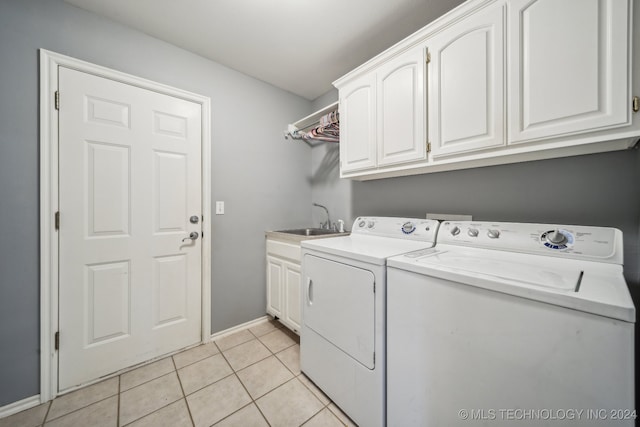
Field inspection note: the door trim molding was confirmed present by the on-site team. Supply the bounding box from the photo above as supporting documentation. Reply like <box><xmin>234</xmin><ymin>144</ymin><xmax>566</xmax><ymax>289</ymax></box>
<box><xmin>39</xmin><ymin>49</ymin><xmax>212</xmax><ymax>402</ymax></box>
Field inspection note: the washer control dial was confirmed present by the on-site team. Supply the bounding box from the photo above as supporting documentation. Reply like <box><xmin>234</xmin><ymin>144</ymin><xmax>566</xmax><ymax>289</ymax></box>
<box><xmin>487</xmin><ymin>229</ymin><xmax>500</xmax><ymax>239</ymax></box>
<box><xmin>450</xmin><ymin>226</ymin><xmax>461</xmax><ymax>236</ymax></box>
<box><xmin>367</xmin><ymin>221</ymin><xmax>375</xmax><ymax>229</ymax></box>
<box><xmin>358</xmin><ymin>220</ymin><xmax>366</xmax><ymax>228</ymax></box>
<box><xmin>402</xmin><ymin>222</ymin><xmax>416</xmax><ymax>234</ymax></box>
<box><xmin>546</xmin><ymin>230</ymin><xmax>567</xmax><ymax>245</ymax></box>
<box><xmin>541</xmin><ymin>229</ymin><xmax>573</xmax><ymax>250</ymax></box>
<box><xmin>467</xmin><ymin>228</ymin><xmax>479</xmax><ymax>237</ymax></box>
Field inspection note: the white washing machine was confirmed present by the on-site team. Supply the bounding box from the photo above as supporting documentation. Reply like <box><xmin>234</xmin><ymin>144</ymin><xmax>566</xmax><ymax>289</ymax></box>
<box><xmin>386</xmin><ymin>221</ymin><xmax>635</xmax><ymax>427</ymax></box>
<box><xmin>301</xmin><ymin>216</ymin><xmax>440</xmax><ymax>427</ymax></box>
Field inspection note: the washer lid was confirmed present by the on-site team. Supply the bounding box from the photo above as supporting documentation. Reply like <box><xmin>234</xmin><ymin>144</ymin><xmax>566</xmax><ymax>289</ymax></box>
<box><xmin>388</xmin><ymin>246</ymin><xmax>635</xmax><ymax>323</ymax></box>
<box><xmin>417</xmin><ymin>250</ymin><xmax>580</xmax><ymax>291</ymax></box>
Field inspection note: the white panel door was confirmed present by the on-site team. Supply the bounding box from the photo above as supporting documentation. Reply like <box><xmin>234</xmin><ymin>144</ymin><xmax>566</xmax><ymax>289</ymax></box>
<box><xmin>339</xmin><ymin>75</ymin><xmax>377</xmax><ymax>173</ymax></box>
<box><xmin>508</xmin><ymin>0</ymin><xmax>630</xmax><ymax>144</ymax></box>
<box><xmin>303</xmin><ymin>255</ymin><xmax>375</xmax><ymax>369</ymax></box>
<box><xmin>58</xmin><ymin>66</ymin><xmax>202</xmax><ymax>390</ymax></box>
<box><xmin>377</xmin><ymin>47</ymin><xmax>426</xmax><ymax>166</ymax></box>
<box><xmin>428</xmin><ymin>3</ymin><xmax>505</xmax><ymax>157</ymax></box>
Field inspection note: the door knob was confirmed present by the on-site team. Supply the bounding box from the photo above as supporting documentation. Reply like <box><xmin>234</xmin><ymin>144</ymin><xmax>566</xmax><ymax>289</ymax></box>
<box><xmin>190</xmin><ymin>215</ymin><xmax>200</xmax><ymax>224</ymax></box>
<box><xmin>182</xmin><ymin>231</ymin><xmax>199</xmax><ymax>242</ymax></box>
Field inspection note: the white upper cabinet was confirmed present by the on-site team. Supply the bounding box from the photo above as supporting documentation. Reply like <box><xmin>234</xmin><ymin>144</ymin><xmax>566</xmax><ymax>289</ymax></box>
<box><xmin>339</xmin><ymin>75</ymin><xmax>377</xmax><ymax>173</ymax></box>
<box><xmin>333</xmin><ymin>0</ymin><xmax>637</xmax><ymax>180</ymax></box>
<box><xmin>376</xmin><ymin>47</ymin><xmax>426</xmax><ymax>166</ymax></box>
<box><xmin>508</xmin><ymin>0</ymin><xmax>630</xmax><ymax>144</ymax></box>
<box><xmin>428</xmin><ymin>3</ymin><xmax>505</xmax><ymax>157</ymax></box>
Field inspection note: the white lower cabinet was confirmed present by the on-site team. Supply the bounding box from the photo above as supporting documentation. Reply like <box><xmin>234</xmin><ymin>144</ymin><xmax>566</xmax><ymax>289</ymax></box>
<box><xmin>266</xmin><ymin>238</ymin><xmax>302</xmax><ymax>334</ymax></box>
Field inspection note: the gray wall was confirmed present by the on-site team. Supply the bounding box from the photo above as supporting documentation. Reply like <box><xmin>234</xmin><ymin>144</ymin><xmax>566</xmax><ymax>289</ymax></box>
<box><xmin>0</xmin><ymin>0</ymin><xmax>312</xmax><ymax>406</ymax></box>
<box><xmin>1</xmin><ymin>0</ymin><xmax>638</xmax><ymax>410</ymax></box>
<box><xmin>310</xmin><ymin>90</ymin><xmax>640</xmax><ymax>286</ymax></box>
<box><xmin>351</xmin><ymin>149</ymin><xmax>640</xmax><ymax>286</ymax></box>
<box><xmin>310</xmin><ymin>89</ymin><xmax>353</xmax><ymax>229</ymax></box>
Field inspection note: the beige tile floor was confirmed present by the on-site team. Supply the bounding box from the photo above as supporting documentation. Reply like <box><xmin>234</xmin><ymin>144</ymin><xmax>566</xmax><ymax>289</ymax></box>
<box><xmin>0</xmin><ymin>320</ymin><xmax>357</xmax><ymax>427</ymax></box>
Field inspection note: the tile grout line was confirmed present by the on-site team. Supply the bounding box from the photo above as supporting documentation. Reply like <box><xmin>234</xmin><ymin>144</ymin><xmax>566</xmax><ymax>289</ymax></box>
<box><xmin>119</xmin><ymin>372</ymin><xmax>184</xmax><ymax>427</ymax></box>
<box><xmin>291</xmin><ymin>376</ymin><xmax>326</xmax><ymax>426</ymax></box>
<box><xmin>213</xmin><ymin>329</ymin><xmax>257</xmax><ymax>353</ymax></box>
<box><xmin>247</xmin><ymin>322</ymin><xmax>299</xmax><ymax>426</ymax></box>
<box><xmin>296</xmin><ymin>374</ymin><xmax>332</xmax><ymax>410</ymax></box>
<box><xmin>43</xmin><ymin>389</ymin><xmax>119</xmax><ymax>424</ymax></box>
<box><xmin>173</xmin><ymin>342</ymin><xmax>222</xmax><ymax>371</ymax></box>
<box><xmin>258</xmin><ymin>376</ymin><xmax>324</xmax><ymax>427</ymax></box>
<box><xmin>327</xmin><ymin>404</ymin><xmax>351</xmax><ymax>427</ymax></box>
<box><xmin>251</xmin><ymin>326</ymin><xmax>316</xmax><ymax>423</ymax></box>
<box><xmin>173</xmin><ymin>341</ymin><xmax>240</xmax><ymax>398</ymax></box>
<box><xmin>40</xmin><ymin>400</ymin><xmax>53</xmax><ymax>427</ymax></box>
<box><xmin>216</xmin><ymin>343</ymin><xmax>272</xmax><ymax>426</ymax></box>
<box><xmin>171</xmin><ymin>354</ymin><xmax>196</xmax><ymax>427</ymax></box>
<box><xmin>119</xmin><ymin>358</ymin><xmax>175</xmax><ymax>393</ymax></box>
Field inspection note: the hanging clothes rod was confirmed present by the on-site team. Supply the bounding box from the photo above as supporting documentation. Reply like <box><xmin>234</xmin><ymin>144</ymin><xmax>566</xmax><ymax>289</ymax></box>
<box><xmin>292</xmin><ymin>101</ymin><xmax>338</xmax><ymax>131</ymax></box>
<box><xmin>283</xmin><ymin>101</ymin><xmax>339</xmax><ymax>146</ymax></box>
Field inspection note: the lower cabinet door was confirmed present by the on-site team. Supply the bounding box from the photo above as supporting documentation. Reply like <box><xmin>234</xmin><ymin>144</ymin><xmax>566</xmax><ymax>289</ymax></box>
<box><xmin>283</xmin><ymin>262</ymin><xmax>302</xmax><ymax>333</ymax></box>
<box><xmin>266</xmin><ymin>255</ymin><xmax>283</xmax><ymax>318</ymax></box>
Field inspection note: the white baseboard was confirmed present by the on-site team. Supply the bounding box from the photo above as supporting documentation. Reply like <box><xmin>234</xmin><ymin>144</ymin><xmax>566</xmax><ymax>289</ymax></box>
<box><xmin>0</xmin><ymin>394</ymin><xmax>41</xmax><ymax>419</ymax></box>
<box><xmin>0</xmin><ymin>316</ymin><xmax>272</xmax><ymax>420</ymax></box>
<box><xmin>210</xmin><ymin>315</ymin><xmax>271</xmax><ymax>341</ymax></box>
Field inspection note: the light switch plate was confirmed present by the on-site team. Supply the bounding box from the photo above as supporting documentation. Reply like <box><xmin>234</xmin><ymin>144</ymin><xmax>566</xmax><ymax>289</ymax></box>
<box><xmin>216</xmin><ymin>201</ymin><xmax>225</xmax><ymax>215</ymax></box>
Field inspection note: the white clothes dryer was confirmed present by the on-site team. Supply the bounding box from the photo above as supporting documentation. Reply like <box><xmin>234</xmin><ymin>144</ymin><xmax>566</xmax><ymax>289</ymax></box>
<box><xmin>386</xmin><ymin>221</ymin><xmax>635</xmax><ymax>427</ymax></box>
<box><xmin>301</xmin><ymin>217</ymin><xmax>439</xmax><ymax>427</ymax></box>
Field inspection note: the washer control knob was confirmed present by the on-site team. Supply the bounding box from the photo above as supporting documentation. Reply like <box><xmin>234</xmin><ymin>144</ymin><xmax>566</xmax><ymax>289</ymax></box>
<box><xmin>468</xmin><ymin>228</ymin><xmax>479</xmax><ymax>237</ymax></box>
<box><xmin>402</xmin><ymin>222</ymin><xmax>416</xmax><ymax>234</ymax></box>
<box><xmin>367</xmin><ymin>221</ymin><xmax>375</xmax><ymax>229</ymax></box>
<box><xmin>450</xmin><ymin>226</ymin><xmax>460</xmax><ymax>236</ymax></box>
<box><xmin>487</xmin><ymin>229</ymin><xmax>500</xmax><ymax>239</ymax></box>
<box><xmin>546</xmin><ymin>229</ymin><xmax>567</xmax><ymax>245</ymax></box>
<box><xmin>358</xmin><ymin>220</ymin><xmax>366</xmax><ymax>228</ymax></box>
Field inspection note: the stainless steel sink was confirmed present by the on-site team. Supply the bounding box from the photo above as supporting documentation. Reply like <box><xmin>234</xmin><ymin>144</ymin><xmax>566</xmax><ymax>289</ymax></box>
<box><xmin>276</xmin><ymin>228</ymin><xmax>338</xmax><ymax>236</ymax></box>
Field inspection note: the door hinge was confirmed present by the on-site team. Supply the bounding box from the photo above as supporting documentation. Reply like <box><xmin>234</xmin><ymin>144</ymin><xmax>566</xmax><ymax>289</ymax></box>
<box><xmin>427</xmin><ymin>141</ymin><xmax>432</xmax><ymax>153</ymax></box>
<box><xmin>633</xmin><ymin>96</ymin><xmax>639</xmax><ymax>113</ymax></box>
<box><xmin>54</xmin><ymin>332</ymin><xmax>60</xmax><ymax>351</ymax></box>
<box><xmin>55</xmin><ymin>91</ymin><xmax>60</xmax><ymax>110</ymax></box>
<box><xmin>426</xmin><ymin>49</ymin><xmax>431</xmax><ymax>64</ymax></box>
<box><xmin>373</xmin><ymin>352</ymin><xmax>376</xmax><ymax>364</ymax></box>
<box><xmin>55</xmin><ymin>211</ymin><xmax>60</xmax><ymax>231</ymax></box>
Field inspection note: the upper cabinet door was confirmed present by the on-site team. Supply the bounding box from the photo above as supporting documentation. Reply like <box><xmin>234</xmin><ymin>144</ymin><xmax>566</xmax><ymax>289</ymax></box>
<box><xmin>508</xmin><ymin>0</ymin><xmax>630</xmax><ymax>144</ymax></box>
<box><xmin>376</xmin><ymin>47</ymin><xmax>426</xmax><ymax>166</ymax></box>
<box><xmin>339</xmin><ymin>75</ymin><xmax>377</xmax><ymax>173</ymax></box>
<box><xmin>428</xmin><ymin>3</ymin><xmax>506</xmax><ymax>158</ymax></box>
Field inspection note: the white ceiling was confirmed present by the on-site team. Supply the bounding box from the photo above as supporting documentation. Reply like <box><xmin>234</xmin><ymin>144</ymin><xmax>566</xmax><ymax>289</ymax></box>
<box><xmin>64</xmin><ymin>0</ymin><xmax>465</xmax><ymax>100</ymax></box>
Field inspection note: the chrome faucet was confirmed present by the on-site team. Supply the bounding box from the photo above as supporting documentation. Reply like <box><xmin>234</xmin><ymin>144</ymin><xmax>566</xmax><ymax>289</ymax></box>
<box><xmin>312</xmin><ymin>203</ymin><xmax>331</xmax><ymax>230</ymax></box>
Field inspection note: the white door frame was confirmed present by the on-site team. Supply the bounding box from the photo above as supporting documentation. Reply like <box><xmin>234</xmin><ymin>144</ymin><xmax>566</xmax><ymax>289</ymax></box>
<box><xmin>39</xmin><ymin>49</ymin><xmax>212</xmax><ymax>402</ymax></box>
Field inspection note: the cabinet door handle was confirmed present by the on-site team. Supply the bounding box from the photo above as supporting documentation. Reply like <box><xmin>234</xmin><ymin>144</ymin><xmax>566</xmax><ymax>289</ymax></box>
<box><xmin>306</xmin><ymin>277</ymin><xmax>313</xmax><ymax>306</ymax></box>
